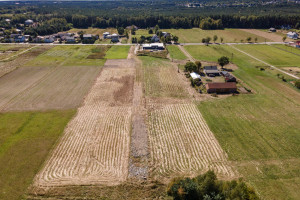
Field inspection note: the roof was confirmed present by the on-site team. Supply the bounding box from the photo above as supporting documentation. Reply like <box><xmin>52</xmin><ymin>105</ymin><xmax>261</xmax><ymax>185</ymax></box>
<box><xmin>142</xmin><ymin>43</ymin><xmax>165</xmax><ymax>48</ymax></box>
<box><xmin>287</xmin><ymin>32</ymin><xmax>298</xmax><ymax>35</ymax></box>
<box><xmin>206</xmin><ymin>82</ymin><xmax>237</xmax><ymax>89</ymax></box>
<box><xmin>66</xmin><ymin>36</ymin><xmax>75</xmax><ymax>40</ymax></box>
<box><xmin>103</xmin><ymin>32</ymin><xmax>110</xmax><ymax>35</ymax></box>
<box><xmin>204</xmin><ymin>66</ymin><xmax>218</xmax><ymax>70</ymax></box>
<box><xmin>111</xmin><ymin>33</ymin><xmax>119</xmax><ymax>36</ymax></box>
<box><xmin>190</xmin><ymin>72</ymin><xmax>201</xmax><ymax>80</ymax></box>
<box><xmin>25</xmin><ymin>19</ymin><xmax>33</xmax><ymax>23</ymax></box>
<box><xmin>83</xmin><ymin>34</ymin><xmax>92</xmax><ymax>37</ymax></box>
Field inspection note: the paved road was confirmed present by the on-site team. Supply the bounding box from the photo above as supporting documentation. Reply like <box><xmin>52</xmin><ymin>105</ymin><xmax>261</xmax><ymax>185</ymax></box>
<box><xmin>228</xmin><ymin>44</ymin><xmax>299</xmax><ymax>80</ymax></box>
<box><xmin>176</xmin><ymin>42</ymin><xmax>287</xmax><ymax>46</ymax></box>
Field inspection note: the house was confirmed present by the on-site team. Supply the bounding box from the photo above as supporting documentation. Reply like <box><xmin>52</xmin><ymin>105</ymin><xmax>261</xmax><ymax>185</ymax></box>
<box><xmin>66</xmin><ymin>36</ymin><xmax>75</xmax><ymax>43</ymax></box>
<box><xmin>206</xmin><ymin>82</ymin><xmax>237</xmax><ymax>94</ymax></box>
<box><xmin>33</xmin><ymin>36</ymin><xmax>44</xmax><ymax>43</ymax></box>
<box><xmin>142</xmin><ymin>43</ymin><xmax>165</xmax><ymax>50</ymax></box>
<box><xmin>9</xmin><ymin>34</ymin><xmax>25</xmax><ymax>43</ymax></box>
<box><xmin>44</xmin><ymin>36</ymin><xmax>55</xmax><ymax>43</ymax></box>
<box><xmin>83</xmin><ymin>34</ymin><xmax>98</xmax><ymax>40</ymax></box>
<box><xmin>15</xmin><ymin>29</ymin><xmax>22</xmax><ymax>34</ymax></box>
<box><xmin>190</xmin><ymin>72</ymin><xmax>201</xmax><ymax>80</ymax></box>
<box><xmin>5</xmin><ymin>19</ymin><xmax>11</xmax><ymax>23</ymax></box>
<box><xmin>269</xmin><ymin>28</ymin><xmax>276</xmax><ymax>32</ymax></box>
<box><xmin>111</xmin><ymin>33</ymin><xmax>119</xmax><ymax>42</ymax></box>
<box><xmin>162</xmin><ymin>32</ymin><xmax>171</xmax><ymax>38</ymax></box>
<box><xmin>151</xmin><ymin>35</ymin><xmax>160</xmax><ymax>43</ymax></box>
<box><xmin>204</xmin><ymin>66</ymin><xmax>220</xmax><ymax>76</ymax></box>
<box><xmin>289</xmin><ymin>41</ymin><xmax>300</xmax><ymax>48</ymax></box>
<box><xmin>221</xmin><ymin>71</ymin><xmax>236</xmax><ymax>82</ymax></box>
<box><xmin>287</xmin><ymin>32</ymin><xmax>299</xmax><ymax>39</ymax></box>
<box><xmin>25</xmin><ymin>19</ymin><xmax>34</xmax><ymax>26</ymax></box>
<box><xmin>126</xmin><ymin>25</ymin><xmax>138</xmax><ymax>30</ymax></box>
<box><xmin>103</xmin><ymin>32</ymin><xmax>110</xmax><ymax>39</ymax></box>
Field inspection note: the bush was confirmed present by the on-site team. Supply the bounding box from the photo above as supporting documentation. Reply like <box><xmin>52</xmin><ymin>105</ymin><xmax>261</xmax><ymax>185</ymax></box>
<box><xmin>167</xmin><ymin>171</ymin><xmax>259</xmax><ymax>200</ymax></box>
<box><xmin>295</xmin><ymin>80</ymin><xmax>300</xmax><ymax>89</ymax></box>
<box><xmin>185</xmin><ymin>62</ymin><xmax>197</xmax><ymax>72</ymax></box>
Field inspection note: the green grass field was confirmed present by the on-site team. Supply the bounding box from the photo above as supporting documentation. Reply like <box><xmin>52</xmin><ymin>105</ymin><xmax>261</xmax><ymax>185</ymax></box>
<box><xmin>0</xmin><ymin>110</ymin><xmax>75</xmax><ymax>200</ymax></box>
<box><xmin>26</xmin><ymin>45</ymin><xmax>108</xmax><ymax>67</ymax></box>
<box><xmin>134</xmin><ymin>29</ymin><xmax>153</xmax><ymax>38</ymax></box>
<box><xmin>167</xmin><ymin>45</ymin><xmax>187</xmax><ymax>60</ymax></box>
<box><xmin>68</xmin><ymin>28</ymin><xmax>117</xmax><ymax>36</ymax></box>
<box><xmin>189</xmin><ymin>45</ymin><xmax>300</xmax><ymax>199</ymax></box>
<box><xmin>235</xmin><ymin>44</ymin><xmax>300</xmax><ymax>67</ymax></box>
<box><xmin>162</xmin><ymin>28</ymin><xmax>272</xmax><ymax>43</ymax></box>
<box><xmin>105</xmin><ymin>45</ymin><xmax>131</xmax><ymax>59</ymax></box>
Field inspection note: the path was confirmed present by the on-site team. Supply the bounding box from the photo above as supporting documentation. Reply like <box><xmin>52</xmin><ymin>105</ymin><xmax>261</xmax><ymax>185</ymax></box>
<box><xmin>0</xmin><ymin>45</ymin><xmax>37</xmax><ymax>62</ymax></box>
<box><xmin>228</xmin><ymin>44</ymin><xmax>299</xmax><ymax>79</ymax></box>
<box><xmin>178</xmin><ymin>45</ymin><xmax>195</xmax><ymax>61</ymax></box>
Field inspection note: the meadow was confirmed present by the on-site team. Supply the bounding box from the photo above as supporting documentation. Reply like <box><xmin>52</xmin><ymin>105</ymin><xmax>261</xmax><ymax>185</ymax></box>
<box><xmin>105</xmin><ymin>45</ymin><xmax>131</xmax><ymax>59</ymax></box>
<box><xmin>166</xmin><ymin>45</ymin><xmax>187</xmax><ymax>60</ymax></box>
<box><xmin>184</xmin><ymin>44</ymin><xmax>300</xmax><ymax>199</ymax></box>
<box><xmin>235</xmin><ymin>44</ymin><xmax>300</xmax><ymax>67</ymax></box>
<box><xmin>162</xmin><ymin>28</ymin><xmax>272</xmax><ymax>43</ymax></box>
<box><xmin>67</xmin><ymin>28</ymin><xmax>117</xmax><ymax>36</ymax></box>
<box><xmin>0</xmin><ymin>110</ymin><xmax>75</xmax><ymax>200</ymax></box>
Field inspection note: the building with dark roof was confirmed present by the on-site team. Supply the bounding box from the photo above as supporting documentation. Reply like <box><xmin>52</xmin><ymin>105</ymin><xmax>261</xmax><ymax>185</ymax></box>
<box><xmin>206</xmin><ymin>82</ymin><xmax>237</xmax><ymax>93</ymax></box>
<box><xmin>204</xmin><ymin>66</ymin><xmax>220</xmax><ymax>76</ymax></box>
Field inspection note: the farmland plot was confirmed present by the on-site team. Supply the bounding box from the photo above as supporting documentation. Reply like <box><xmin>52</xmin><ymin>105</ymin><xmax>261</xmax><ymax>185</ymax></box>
<box><xmin>3</xmin><ymin>66</ymin><xmax>101</xmax><ymax>111</ymax></box>
<box><xmin>148</xmin><ymin>103</ymin><xmax>235</xmax><ymax>180</ymax></box>
<box><xmin>34</xmin><ymin>60</ymin><xmax>135</xmax><ymax>187</ymax></box>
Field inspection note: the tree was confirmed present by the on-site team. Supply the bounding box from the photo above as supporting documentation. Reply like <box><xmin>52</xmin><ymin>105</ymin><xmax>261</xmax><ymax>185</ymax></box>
<box><xmin>282</xmin><ymin>36</ymin><xmax>287</xmax><ymax>42</ymax></box>
<box><xmin>202</xmin><ymin>38</ymin><xmax>206</xmax><ymax>43</ymax></box>
<box><xmin>213</xmin><ymin>35</ymin><xmax>218</xmax><ymax>43</ymax></box>
<box><xmin>154</xmin><ymin>24</ymin><xmax>159</xmax><ymax>33</ymax></box>
<box><xmin>173</xmin><ymin>35</ymin><xmax>179</xmax><ymax>43</ymax></box>
<box><xmin>295</xmin><ymin>80</ymin><xmax>300</xmax><ymax>89</ymax></box>
<box><xmin>220</xmin><ymin>37</ymin><xmax>223</xmax><ymax>43</ymax></box>
<box><xmin>218</xmin><ymin>56</ymin><xmax>230</xmax><ymax>69</ymax></box>
<box><xmin>125</xmin><ymin>30</ymin><xmax>129</xmax><ymax>39</ymax></box>
<box><xmin>255</xmin><ymin>37</ymin><xmax>258</xmax><ymax>43</ymax></box>
<box><xmin>206</xmin><ymin>36</ymin><xmax>211</xmax><ymax>44</ymax></box>
<box><xmin>131</xmin><ymin>28</ymin><xmax>136</xmax><ymax>35</ymax></box>
<box><xmin>184</xmin><ymin>62</ymin><xmax>197</xmax><ymax>72</ymax></box>
<box><xmin>117</xmin><ymin>27</ymin><xmax>124</xmax><ymax>35</ymax></box>
<box><xmin>246</xmin><ymin>37</ymin><xmax>252</xmax><ymax>43</ymax></box>
<box><xmin>148</xmin><ymin>29</ymin><xmax>153</xmax><ymax>34</ymax></box>
<box><xmin>195</xmin><ymin>61</ymin><xmax>202</xmax><ymax>73</ymax></box>
<box><xmin>241</xmin><ymin>39</ymin><xmax>244</xmax><ymax>43</ymax></box>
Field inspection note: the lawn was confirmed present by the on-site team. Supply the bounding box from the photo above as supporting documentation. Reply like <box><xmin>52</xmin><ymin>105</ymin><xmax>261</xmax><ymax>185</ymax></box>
<box><xmin>0</xmin><ymin>110</ymin><xmax>75</xmax><ymax>200</ymax></box>
<box><xmin>26</xmin><ymin>45</ymin><xmax>108</xmax><ymax>67</ymax></box>
<box><xmin>134</xmin><ymin>29</ymin><xmax>153</xmax><ymax>38</ymax></box>
<box><xmin>105</xmin><ymin>45</ymin><xmax>131</xmax><ymax>59</ymax></box>
<box><xmin>167</xmin><ymin>45</ymin><xmax>187</xmax><ymax>60</ymax></box>
<box><xmin>67</xmin><ymin>28</ymin><xmax>117</xmax><ymax>37</ymax></box>
<box><xmin>162</xmin><ymin>28</ymin><xmax>271</xmax><ymax>43</ymax></box>
<box><xmin>184</xmin><ymin>45</ymin><xmax>232</xmax><ymax>62</ymax></box>
<box><xmin>236</xmin><ymin>44</ymin><xmax>300</xmax><ymax>67</ymax></box>
<box><xmin>193</xmin><ymin>45</ymin><xmax>300</xmax><ymax>199</ymax></box>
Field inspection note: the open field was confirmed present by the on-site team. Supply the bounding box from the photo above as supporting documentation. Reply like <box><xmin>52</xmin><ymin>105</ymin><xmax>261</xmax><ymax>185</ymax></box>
<box><xmin>163</xmin><ymin>28</ymin><xmax>272</xmax><ymax>43</ymax></box>
<box><xmin>0</xmin><ymin>110</ymin><xmax>75</xmax><ymax>200</ymax></box>
<box><xmin>34</xmin><ymin>59</ymin><xmax>135</xmax><ymax>187</ymax></box>
<box><xmin>148</xmin><ymin>103</ymin><xmax>235</xmax><ymax>180</ymax></box>
<box><xmin>134</xmin><ymin>29</ymin><xmax>153</xmax><ymax>38</ymax></box>
<box><xmin>235</xmin><ymin>44</ymin><xmax>300</xmax><ymax>68</ymax></box>
<box><xmin>105</xmin><ymin>45</ymin><xmax>131</xmax><ymax>59</ymax></box>
<box><xmin>26</xmin><ymin>45</ymin><xmax>108</xmax><ymax>67</ymax></box>
<box><xmin>167</xmin><ymin>45</ymin><xmax>187</xmax><ymax>60</ymax></box>
<box><xmin>67</xmin><ymin>28</ymin><xmax>118</xmax><ymax>37</ymax></box>
<box><xmin>0</xmin><ymin>46</ymin><xmax>52</xmax><ymax>77</ymax></box>
<box><xmin>0</xmin><ymin>45</ymin><xmax>30</xmax><ymax>60</ymax></box>
<box><xmin>140</xmin><ymin>56</ymin><xmax>188</xmax><ymax>98</ymax></box>
<box><xmin>1</xmin><ymin>66</ymin><xmax>101</xmax><ymax>111</ymax></box>
<box><xmin>186</xmin><ymin>44</ymin><xmax>300</xmax><ymax>199</ymax></box>
<box><xmin>239</xmin><ymin>29</ymin><xmax>291</xmax><ymax>42</ymax></box>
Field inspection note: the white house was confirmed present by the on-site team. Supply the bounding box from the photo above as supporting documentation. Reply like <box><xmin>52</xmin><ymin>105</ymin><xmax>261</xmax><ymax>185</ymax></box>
<box><xmin>103</xmin><ymin>32</ymin><xmax>110</xmax><ymax>39</ymax></box>
<box><xmin>25</xmin><ymin>19</ymin><xmax>34</xmax><ymax>26</ymax></box>
<box><xmin>111</xmin><ymin>33</ymin><xmax>119</xmax><ymax>42</ymax></box>
<box><xmin>142</xmin><ymin>43</ymin><xmax>165</xmax><ymax>50</ymax></box>
<box><xmin>287</xmin><ymin>32</ymin><xmax>299</xmax><ymax>39</ymax></box>
<box><xmin>190</xmin><ymin>72</ymin><xmax>201</xmax><ymax>80</ymax></box>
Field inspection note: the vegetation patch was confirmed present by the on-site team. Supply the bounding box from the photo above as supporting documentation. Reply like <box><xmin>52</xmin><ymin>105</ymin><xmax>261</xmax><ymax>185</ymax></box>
<box><xmin>137</xmin><ymin>50</ymin><xmax>168</xmax><ymax>59</ymax></box>
<box><xmin>0</xmin><ymin>110</ymin><xmax>75</xmax><ymax>200</ymax></box>
<box><xmin>167</xmin><ymin>45</ymin><xmax>187</xmax><ymax>60</ymax></box>
<box><xmin>105</xmin><ymin>45</ymin><xmax>131</xmax><ymax>59</ymax></box>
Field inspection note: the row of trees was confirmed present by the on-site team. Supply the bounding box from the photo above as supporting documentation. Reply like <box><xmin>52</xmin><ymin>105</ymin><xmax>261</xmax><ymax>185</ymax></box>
<box><xmin>184</xmin><ymin>57</ymin><xmax>229</xmax><ymax>74</ymax></box>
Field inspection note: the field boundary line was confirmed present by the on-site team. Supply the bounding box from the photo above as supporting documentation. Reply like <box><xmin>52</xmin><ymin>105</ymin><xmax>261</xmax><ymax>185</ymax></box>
<box><xmin>0</xmin><ymin>46</ymin><xmax>37</xmax><ymax>62</ymax></box>
<box><xmin>228</xmin><ymin>44</ymin><xmax>299</xmax><ymax>80</ymax></box>
<box><xmin>269</xmin><ymin>44</ymin><xmax>300</xmax><ymax>57</ymax></box>
<box><xmin>178</xmin><ymin>45</ymin><xmax>195</xmax><ymax>61</ymax></box>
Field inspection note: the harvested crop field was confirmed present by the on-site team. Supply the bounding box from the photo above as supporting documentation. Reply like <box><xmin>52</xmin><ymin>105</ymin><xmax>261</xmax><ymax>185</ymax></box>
<box><xmin>148</xmin><ymin>103</ymin><xmax>235</xmax><ymax>181</ymax></box>
<box><xmin>34</xmin><ymin>59</ymin><xmax>135</xmax><ymax>187</ymax></box>
<box><xmin>239</xmin><ymin>29</ymin><xmax>291</xmax><ymax>42</ymax></box>
<box><xmin>3</xmin><ymin>66</ymin><xmax>101</xmax><ymax>111</ymax></box>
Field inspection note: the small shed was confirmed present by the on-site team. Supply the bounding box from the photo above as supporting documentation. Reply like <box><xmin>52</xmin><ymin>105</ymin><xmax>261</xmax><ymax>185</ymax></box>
<box><xmin>206</xmin><ymin>82</ymin><xmax>237</xmax><ymax>94</ymax></box>
<box><xmin>269</xmin><ymin>28</ymin><xmax>276</xmax><ymax>32</ymax></box>
<box><xmin>190</xmin><ymin>72</ymin><xmax>201</xmax><ymax>80</ymax></box>
<box><xmin>204</xmin><ymin>66</ymin><xmax>220</xmax><ymax>76</ymax></box>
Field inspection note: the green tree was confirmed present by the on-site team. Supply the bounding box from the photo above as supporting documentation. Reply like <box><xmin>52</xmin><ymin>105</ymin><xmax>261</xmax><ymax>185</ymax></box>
<box><xmin>154</xmin><ymin>24</ymin><xmax>159</xmax><ymax>33</ymax></box>
<box><xmin>195</xmin><ymin>61</ymin><xmax>202</xmax><ymax>73</ymax></box>
<box><xmin>184</xmin><ymin>62</ymin><xmax>197</xmax><ymax>72</ymax></box>
<box><xmin>213</xmin><ymin>35</ymin><xmax>218</xmax><ymax>43</ymax></box>
<box><xmin>282</xmin><ymin>36</ymin><xmax>287</xmax><ymax>42</ymax></box>
<box><xmin>220</xmin><ymin>37</ymin><xmax>224</xmax><ymax>43</ymax></box>
<box><xmin>148</xmin><ymin>29</ymin><xmax>153</xmax><ymax>34</ymax></box>
<box><xmin>206</xmin><ymin>36</ymin><xmax>211</xmax><ymax>44</ymax></box>
<box><xmin>202</xmin><ymin>38</ymin><xmax>206</xmax><ymax>43</ymax></box>
<box><xmin>131</xmin><ymin>28</ymin><xmax>136</xmax><ymax>35</ymax></box>
<box><xmin>247</xmin><ymin>37</ymin><xmax>252</xmax><ymax>43</ymax></box>
<box><xmin>218</xmin><ymin>56</ymin><xmax>230</xmax><ymax>69</ymax></box>
<box><xmin>173</xmin><ymin>35</ymin><xmax>179</xmax><ymax>43</ymax></box>
<box><xmin>117</xmin><ymin>27</ymin><xmax>124</xmax><ymax>35</ymax></box>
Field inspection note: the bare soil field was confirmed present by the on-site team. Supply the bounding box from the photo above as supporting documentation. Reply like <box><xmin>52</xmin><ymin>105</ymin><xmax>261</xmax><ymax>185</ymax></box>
<box><xmin>239</xmin><ymin>29</ymin><xmax>291</xmax><ymax>42</ymax></box>
<box><xmin>0</xmin><ymin>46</ymin><xmax>52</xmax><ymax>78</ymax></box>
<box><xmin>0</xmin><ymin>66</ymin><xmax>52</xmax><ymax>110</ymax></box>
<box><xmin>148</xmin><ymin>103</ymin><xmax>236</xmax><ymax>182</ymax></box>
<box><xmin>3</xmin><ymin>66</ymin><xmax>101</xmax><ymax>111</ymax></box>
<box><xmin>33</xmin><ymin>59</ymin><xmax>135</xmax><ymax>187</ymax></box>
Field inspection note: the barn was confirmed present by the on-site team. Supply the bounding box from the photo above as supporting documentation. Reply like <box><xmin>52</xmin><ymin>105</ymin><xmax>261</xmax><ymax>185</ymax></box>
<box><xmin>206</xmin><ymin>82</ymin><xmax>237</xmax><ymax>94</ymax></box>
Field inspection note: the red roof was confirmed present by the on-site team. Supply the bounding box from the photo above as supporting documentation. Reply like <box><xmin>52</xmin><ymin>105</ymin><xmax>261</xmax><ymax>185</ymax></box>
<box><xmin>206</xmin><ymin>82</ymin><xmax>237</xmax><ymax>89</ymax></box>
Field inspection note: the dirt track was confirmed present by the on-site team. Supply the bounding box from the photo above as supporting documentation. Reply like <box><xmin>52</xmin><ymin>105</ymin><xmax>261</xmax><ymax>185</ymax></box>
<box><xmin>34</xmin><ymin>59</ymin><xmax>135</xmax><ymax>187</ymax></box>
